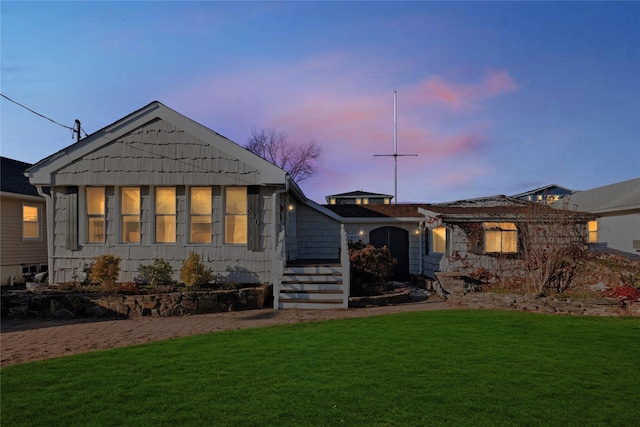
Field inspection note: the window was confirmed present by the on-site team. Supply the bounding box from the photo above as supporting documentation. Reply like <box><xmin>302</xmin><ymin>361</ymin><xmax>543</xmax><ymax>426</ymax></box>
<box><xmin>87</xmin><ymin>187</ymin><xmax>105</xmax><ymax>243</ymax></box>
<box><xmin>329</xmin><ymin>198</ymin><xmax>336</xmax><ymax>205</ymax></box>
<box><xmin>484</xmin><ymin>222</ymin><xmax>517</xmax><ymax>253</ymax></box>
<box><xmin>121</xmin><ymin>187</ymin><xmax>140</xmax><ymax>243</ymax></box>
<box><xmin>546</xmin><ymin>195</ymin><xmax>560</xmax><ymax>204</ymax></box>
<box><xmin>225</xmin><ymin>187</ymin><xmax>247</xmax><ymax>244</ymax></box>
<box><xmin>384</xmin><ymin>198</ymin><xmax>390</xmax><ymax>204</ymax></box>
<box><xmin>155</xmin><ymin>187</ymin><xmax>176</xmax><ymax>243</ymax></box>
<box><xmin>588</xmin><ymin>220</ymin><xmax>598</xmax><ymax>243</ymax></box>
<box><xmin>190</xmin><ymin>187</ymin><xmax>212</xmax><ymax>243</ymax></box>
<box><xmin>22</xmin><ymin>204</ymin><xmax>41</xmax><ymax>240</ymax></box>
<box><xmin>356</xmin><ymin>198</ymin><xmax>362</xmax><ymax>205</ymax></box>
<box><xmin>363</xmin><ymin>198</ymin><xmax>369</xmax><ymax>205</ymax></box>
<box><xmin>432</xmin><ymin>227</ymin><xmax>447</xmax><ymax>254</ymax></box>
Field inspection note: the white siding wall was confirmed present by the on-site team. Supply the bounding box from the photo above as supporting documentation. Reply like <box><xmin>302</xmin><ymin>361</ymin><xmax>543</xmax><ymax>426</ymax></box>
<box><xmin>50</xmin><ymin>185</ymin><xmax>276</xmax><ymax>284</ymax></box>
<box><xmin>0</xmin><ymin>196</ymin><xmax>48</xmax><ymax>282</ymax></box>
<box><xmin>597</xmin><ymin>214</ymin><xmax>640</xmax><ymax>255</ymax></box>
<box><xmin>295</xmin><ymin>204</ymin><xmax>341</xmax><ymax>260</ymax></box>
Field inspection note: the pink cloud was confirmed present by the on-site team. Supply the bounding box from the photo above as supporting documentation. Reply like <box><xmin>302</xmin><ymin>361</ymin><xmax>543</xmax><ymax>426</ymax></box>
<box><xmin>403</xmin><ymin>70</ymin><xmax>518</xmax><ymax>110</ymax></box>
<box><xmin>166</xmin><ymin>54</ymin><xmax>516</xmax><ymax>202</ymax></box>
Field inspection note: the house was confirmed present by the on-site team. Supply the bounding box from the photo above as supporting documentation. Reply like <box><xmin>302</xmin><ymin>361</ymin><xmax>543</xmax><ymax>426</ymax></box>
<box><xmin>25</xmin><ymin>101</ymin><xmax>349</xmax><ymax>309</ymax></box>
<box><xmin>557</xmin><ymin>178</ymin><xmax>640</xmax><ymax>256</ymax></box>
<box><xmin>0</xmin><ymin>157</ymin><xmax>48</xmax><ymax>284</ymax></box>
<box><xmin>325</xmin><ymin>190</ymin><xmax>393</xmax><ymax>205</ymax></box>
<box><xmin>512</xmin><ymin>184</ymin><xmax>574</xmax><ymax>204</ymax></box>
<box><xmin>325</xmin><ymin>194</ymin><xmax>596</xmax><ymax>283</ymax></box>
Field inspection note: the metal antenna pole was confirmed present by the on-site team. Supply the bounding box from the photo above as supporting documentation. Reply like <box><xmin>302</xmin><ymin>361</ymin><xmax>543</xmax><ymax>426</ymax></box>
<box><xmin>374</xmin><ymin>91</ymin><xmax>417</xmax><ymax>204</ymax></box>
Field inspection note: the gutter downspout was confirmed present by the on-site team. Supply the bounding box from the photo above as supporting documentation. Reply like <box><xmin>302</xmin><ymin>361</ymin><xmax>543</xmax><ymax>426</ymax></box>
<box><xmin>418</xmin><ymin>221</ymin><xmax>424</xmax><ymax>276</ymax></box>
<box><xmin>271</xmin><ymin>177</ymin><xmax>290</xmax><ymax>310</ymax></box>
<box><xmin>35</xmin><ymin>185</ymin><xmax>53</xmax><ymax>284</ymax></box>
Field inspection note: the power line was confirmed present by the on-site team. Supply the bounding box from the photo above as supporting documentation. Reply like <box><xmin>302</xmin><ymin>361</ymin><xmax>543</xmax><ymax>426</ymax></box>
<box><xmin>0</xmin><ymin>93</ymin><xmax>75</xmax><ymax>132</ymax></box>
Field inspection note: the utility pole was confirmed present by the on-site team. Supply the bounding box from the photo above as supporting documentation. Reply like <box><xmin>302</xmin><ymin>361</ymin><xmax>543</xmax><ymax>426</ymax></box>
<box><xmin>73</xmin><ymin>119</ymin><xmax>81</xmax><ymax>142</ymax></box>
<box><xmin>374</xmin><ymin>91</ymin><xmax>417</xmax><ymax>204</ymax></box>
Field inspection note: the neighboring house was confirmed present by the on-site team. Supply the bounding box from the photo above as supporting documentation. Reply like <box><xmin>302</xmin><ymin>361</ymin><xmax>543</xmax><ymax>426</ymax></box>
<box><xmin>0</xmin><ymin>157</ymin><xmax>48</xmax><ymax>284</ymax></box>
<box><xmin>25</xmin><ymin>101</ymin><xmax>348</xmax><ymax>309</ymax></box>
<box><xmin>325</xmin><ymin>190</ymin><xmax>394</xmax><ymax>205</ymax></box>
<box><xmin>512</xmin><ymin>184</ymin><xmax>574</xmax><ymax>204</ymax></box>
<box><xmin>557</xmin><ymin>178</ymin><xmax>640</xmax><ymax>256</ymax></box>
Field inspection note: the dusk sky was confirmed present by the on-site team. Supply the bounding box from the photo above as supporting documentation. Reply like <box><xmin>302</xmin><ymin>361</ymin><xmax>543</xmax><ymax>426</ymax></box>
<box><xmin>2</xmin><ymin>1</ymin><xmax>638</xmax><ymax>204</ymax></box>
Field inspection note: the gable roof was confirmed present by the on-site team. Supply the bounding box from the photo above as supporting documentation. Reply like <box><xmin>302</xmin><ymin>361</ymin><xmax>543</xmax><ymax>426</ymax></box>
<box><xmin>512</xmin><ymin>184</ymin><xmax>574</xmax><ymax>198</ymax></box>
<box><xmin>325</xmin><ymin>190</ymin><xmax>393</xmax><ymax>201</ymax></box>
<box><xmin>25</xmin><ymin>101</ymin><xmax>288</xmax><ymax>186</ymax></box>
<box><xmin>1</xmin><ymin>157</ymin><xmax>41</xmax><ymax>197</ymax></box>
<box><xmin>325</xmin><ymin>203</ymin><xmax>428</xmax><ymax>218</ymax></box>
<box><xmin>558</xmin><ymin>178</ymin><xmax>640</xmax><ymax>214</ymax></box>
<box><xmin>325</xmin><ymin>195</ymin><xmax>594</xmax><ymax>223</ymax></box>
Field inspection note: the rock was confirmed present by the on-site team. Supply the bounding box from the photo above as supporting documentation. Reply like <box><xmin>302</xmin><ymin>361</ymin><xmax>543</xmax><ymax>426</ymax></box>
<box><xmin>53</xmin><ymin>309</ymin><xmax>74</xmax><ymax>319</ymax></box>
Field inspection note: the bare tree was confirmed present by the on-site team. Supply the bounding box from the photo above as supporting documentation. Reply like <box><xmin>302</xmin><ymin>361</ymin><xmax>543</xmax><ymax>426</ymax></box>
<box><xmin>245</xmin><ymin>127</ymin><xmax>323</xmax><ymax>183</ymax></box>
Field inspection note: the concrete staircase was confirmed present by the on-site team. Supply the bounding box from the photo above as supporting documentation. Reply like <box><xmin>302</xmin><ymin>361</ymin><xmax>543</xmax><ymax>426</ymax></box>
<box><xmin>278</xmin><ymin>262</ymin><xmax>348</xmax><ymax>309</ymax></box>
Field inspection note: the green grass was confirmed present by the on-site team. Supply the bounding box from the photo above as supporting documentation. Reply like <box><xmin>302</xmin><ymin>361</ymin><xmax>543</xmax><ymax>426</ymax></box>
<box><xmin>2</xmin><ymin>310</ymin><xmax>639</xmax><ymax>426</ymax></box>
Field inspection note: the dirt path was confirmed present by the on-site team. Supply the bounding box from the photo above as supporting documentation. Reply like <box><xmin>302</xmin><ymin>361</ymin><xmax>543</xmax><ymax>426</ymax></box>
<box><xmin>1</xmin><ymin>300</ymin><xmax>453</xmax><ymax>366</ymax></box>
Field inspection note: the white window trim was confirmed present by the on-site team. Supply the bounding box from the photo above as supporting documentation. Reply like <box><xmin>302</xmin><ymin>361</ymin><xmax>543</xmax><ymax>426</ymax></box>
<box><xmin>189</xmin><ymin>186</ymin><xmax>212</xmax><ymax>244</ymax></box>
<box><xmin>224</xmin><ymin>186</ymin><xmax>248</xmax><ymax>245</ymax></box>
<box><xmin>22</xmin><ymin>203</ymin><xmax>42</xmax><ymax>241</ymax></box>
<box><xmin>86</xmin><ymin>187</ymin><xmax>106</xmax><ymax>244</ymax></box>
<box><xmin>154</xmin><ymin>186</ymin><xmax>177</xmax><ymax>244</ymax></box>
<box><xmin>483</xmin><ymin>222</ymin><xmax>518</xmax><ymax>254</ymax></box>
<box><xmin>119</xmin><ymin>186</ymin><xmax>141</xmax><ymax>244</ymax></box>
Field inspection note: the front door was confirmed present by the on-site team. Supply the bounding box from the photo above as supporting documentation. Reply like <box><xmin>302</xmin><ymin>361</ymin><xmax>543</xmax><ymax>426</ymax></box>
<box><xmin>369</xmin><ymin>226</ymin><xmax>409</xmax><ymax>281</ymax></box>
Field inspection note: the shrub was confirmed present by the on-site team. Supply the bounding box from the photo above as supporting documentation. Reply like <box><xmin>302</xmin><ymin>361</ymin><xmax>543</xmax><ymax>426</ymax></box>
<box><xmin>348</xmin><ymin>242</ymin><xmax>397</xmax><ymax>283</ymax></box>
<box><xmin>136</xmin><ymin>258</ymin><xmax>175</xmax><ymax>288</ymax></box>
<box><xmin>89</xmin><ymin>254</ymin><xmax>121</xmax><ymax>286</ymax></box>
<box><xmin>180</xmin><ymin>252</ymin><xmax>212</xmax><ymax>287</ymax></box>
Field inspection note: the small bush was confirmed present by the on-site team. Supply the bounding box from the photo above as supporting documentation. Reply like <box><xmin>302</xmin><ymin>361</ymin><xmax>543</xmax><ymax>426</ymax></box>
<box><xmin>180</xmin><ymin>252</ymin><xmax>212</xmax><ymax>287</ymax></box>
<box><xmin>89</xmin><ymin>254</ymin><xmax>121</xmax><ymax>286</ymax></box>
<box><xmin>136</xmin><ymin>258</ymin><xmax>175</xmax><ymax>288</ymax></box>
<box><xmin>349</xmin><ymin>242</ymin><xmax>397</xmax><ymax>283</ymax></box>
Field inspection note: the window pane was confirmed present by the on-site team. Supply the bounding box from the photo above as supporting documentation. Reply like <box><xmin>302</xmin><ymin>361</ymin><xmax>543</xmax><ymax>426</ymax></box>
<box><xmin>88</xmin><ymin>218</ymin><xmax>105</xmax><ymax>243</ymax></box>
<box><xmin>23</xmin><ymin>222</ymin><xmax>39</xmax><ymax>239</ymax></box>
<box><xmin>432</xmin><ymin>227</ymin><xmax>447</xmax><ymax>253</ymax></box>
<box><xmin>156</xmin><ymin>216</ymin><xmax>176</xmax><ymax>243</ymax></box>
<box><xmin>225</xmin><ymin>187</ymin><xmax>246</xmax><ymax>214</ymax></box>
<box><xmin>503</xmin><ymin>231</ymin><xmax>518</xmax><ymax>253</ymax></box>
<box><xmin>156</xmin><ymin>188</ymin><xmax>176</xmax><ymax>214</ymax></box>
<box><xmin>122</xmin><ymin>216</ymin><xmax>140</xmax><ymax>243</ymax></box>
<box><xmin>225</xmin><ymin>215</ymin><xmax>247</xmax><ymax>244</ymax></box>
<box><xmin>191</xmin><ymin>216</ymin><xmax>212</xmax><ymax>243</ymax></box>
<box><xmin>122</xmin><ymin>187</ymin><xmax>140</xmax><ymax>214</ymax></box>
<box><xmin>191</xmin><ymin>187</ymin><xmax>211</xmax><ymax>214</ymax></box>
<box><xmin>23</xmin><ymin>206</ymin><xmax>39</xmax><ymax>222</ymax></box>
<box><xmin>485</xmin><ymin>230</ymin><xmax>501</xmax><ymax>252</ymax></box>
<box><xmin>87</xmin><ymin>187</ymin><xmax>105</xmax><ymax>215</ymax></box>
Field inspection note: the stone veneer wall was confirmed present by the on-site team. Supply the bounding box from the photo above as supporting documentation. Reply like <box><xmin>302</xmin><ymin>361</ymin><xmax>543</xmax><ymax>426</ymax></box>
<box><xmin>435</xmin><ymin>273</ymin><xmax>640</xmax><ymax>317</ymax></box>
<box><xmin>2</xmin><ymin>285</ymin><xmax>272</xmax><ymax>319</ymax></box>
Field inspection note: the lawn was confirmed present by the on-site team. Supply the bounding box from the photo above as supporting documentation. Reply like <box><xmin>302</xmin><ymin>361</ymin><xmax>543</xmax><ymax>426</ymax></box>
<box><xmin>2</xmin><ymin>310</ymin><xmax>638</xmax><ymax>426</ymax></box>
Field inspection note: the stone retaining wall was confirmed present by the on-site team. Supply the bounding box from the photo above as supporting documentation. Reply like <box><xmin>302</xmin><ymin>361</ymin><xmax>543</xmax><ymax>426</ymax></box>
<box><xmin>435</xmin><ymin>273</ymin><xmax>639</xmax><ymax>317</ymax></box>
<box><xmin>1</xmin><ymin>285</ymin><xmax>272</xmax><ymax>319</ymax></box>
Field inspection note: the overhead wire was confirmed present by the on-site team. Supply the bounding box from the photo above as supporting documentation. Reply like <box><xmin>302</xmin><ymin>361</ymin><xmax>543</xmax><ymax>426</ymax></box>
<box><xmin>0</xmin><ymin>93</ymin><xmax>77</xmax><ymax>133</ymax></box>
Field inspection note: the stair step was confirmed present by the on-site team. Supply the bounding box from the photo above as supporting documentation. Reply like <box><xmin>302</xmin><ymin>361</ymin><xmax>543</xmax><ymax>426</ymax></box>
<box><xmin>278</xmin><ymin>300</ymin><xmax>346</xmax><ymax>309</ymax></box>
<box><xmin>280</xmin><ymin>283</ymin><xmax>343</xmax><ymax>292</ymax></box>
<box><xmin>279</xmin><ymin>292</ymin><xmax>344</xmax><ymax>300</ymax></box>
<box><xmin>284</xmin><ymin>266</ymin><xmax>342</xmax><ymax>275</ymax></box>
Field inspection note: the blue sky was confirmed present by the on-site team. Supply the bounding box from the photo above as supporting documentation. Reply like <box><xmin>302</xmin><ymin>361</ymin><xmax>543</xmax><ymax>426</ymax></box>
<box><xmin>1</xmin><ymin>1</ymin><xmax>638</xmax><ymax>204</ymax></box>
